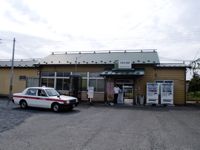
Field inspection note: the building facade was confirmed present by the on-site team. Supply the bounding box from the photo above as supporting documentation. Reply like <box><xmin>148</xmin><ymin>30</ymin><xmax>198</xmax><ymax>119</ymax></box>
<box><xmin>0</xmin><ymin>50</ymin><xmax>187</xmax><ymax>105</ymax></box>
<box><xmin>0</xmin><ymin>59</ymin><xmax>39</xmax><ymax>96</ymax></box>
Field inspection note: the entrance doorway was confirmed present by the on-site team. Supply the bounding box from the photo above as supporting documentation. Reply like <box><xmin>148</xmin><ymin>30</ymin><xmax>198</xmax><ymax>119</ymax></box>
<box><xmin>69</xmin><ymin>75</ymin><xmax>82</xmax><ymax>100</ymax></box>
<box><xmin>114</xmin><ymin>79</ymin><xmax>135</xmax><ymax>105</ymax></box>
<box><xmin>115</xmin><ymin>80</ymin><xmax>134</xmax><ymax>105</ymax></box>
<box><xmin>123</xmin><ymin>85</ymin><xmax>134</xmax><ymax>105</ymax></box>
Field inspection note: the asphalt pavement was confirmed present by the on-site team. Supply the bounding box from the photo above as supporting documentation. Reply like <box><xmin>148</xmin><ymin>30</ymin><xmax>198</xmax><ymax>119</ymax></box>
<box><xmin>0</xmin><ymin>98</ymin><xmax>200</xmax><ymax>150</ymax></box>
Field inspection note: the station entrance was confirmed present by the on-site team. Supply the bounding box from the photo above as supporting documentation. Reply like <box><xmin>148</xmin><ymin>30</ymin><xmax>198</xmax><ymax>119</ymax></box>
<box><xmin>115</xmin><ymin>79</ymin><xmax>135</xmax><ymax>105</ymax></box>
<box><xmin>123</xmin><ymin>85</ymin><xmax>134</xmax><ymax>105</ymax></box>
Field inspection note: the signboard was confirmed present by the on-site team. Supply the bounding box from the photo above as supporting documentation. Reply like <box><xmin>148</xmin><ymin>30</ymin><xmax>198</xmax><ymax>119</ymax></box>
<box><xmin>161</xmin><ymin>83</ymin><xmax>174</xmax><ymax>105</ymax></box>
<box><xmin>118</xmin><ymin>60</ymin><xmax>132</xmax><ymax>69</ymax></box>
<box><xmin>146</xmin><ymin>83</ymin><xmax>159</xmax><ymax>104</ymax></box>
<box><xmin>87</xmin><ymin>86</ymin><xmax>94</xmax><ymax>99</ymax></box>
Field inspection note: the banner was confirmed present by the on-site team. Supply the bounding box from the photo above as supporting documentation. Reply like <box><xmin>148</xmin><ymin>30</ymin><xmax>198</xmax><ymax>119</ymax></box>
<box><xmin>87</xmin><ymin>86</ymin><xmax>94</xmax><ymax>99</ymax></box>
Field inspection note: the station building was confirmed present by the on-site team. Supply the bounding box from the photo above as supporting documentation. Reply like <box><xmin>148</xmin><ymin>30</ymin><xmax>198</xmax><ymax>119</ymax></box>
<box><xmin>0</xmin><ymin>50</ymin><xmax>187</xmax><ymax>105</ymax></box>
<box><xmin>0</xmin><ymin>59</ymin><xmax>39</xmax><ymax>96</ymax></box>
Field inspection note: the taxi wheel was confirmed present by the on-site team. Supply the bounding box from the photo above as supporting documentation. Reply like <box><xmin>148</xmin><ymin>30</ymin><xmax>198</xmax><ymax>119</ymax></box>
<box><xmin>52</xmin><ymin>103</ymin><xmax>60</xmax><ymax>112</ymax></box>
<box><xmin>20</xmin><ymin>100</ymin><xmax>28</xmax><ymax>109</ymax></box>
<box><xmin>68</xmin><ymin>106</ymin><xmax>73</xmax><ymax>111</ymax></box>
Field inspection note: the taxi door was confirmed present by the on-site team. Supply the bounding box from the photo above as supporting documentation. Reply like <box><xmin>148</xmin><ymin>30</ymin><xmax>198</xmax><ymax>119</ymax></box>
<box><xmin>37</xmin><ymin>89</ymin><xmax>50</xmax><ymax>108</ymax></box>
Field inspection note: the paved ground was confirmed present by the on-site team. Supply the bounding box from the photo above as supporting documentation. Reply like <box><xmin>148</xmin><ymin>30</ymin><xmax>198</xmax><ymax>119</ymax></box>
<box><xmin>0</xmin><ymin>98</ymin><xmax>200</xmax><ymax>150</ymax></box>
<box><xmin>0</xmin><ymin>98</ymin><xmax>33</xmax><ymax>133</ymax></box>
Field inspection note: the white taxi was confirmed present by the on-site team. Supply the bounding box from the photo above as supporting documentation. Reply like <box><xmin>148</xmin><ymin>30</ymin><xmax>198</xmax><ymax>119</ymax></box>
<box><xmin>12</xmin><ymin>87</ymin><xmax>79</xmax><ymax>112</ymax></box>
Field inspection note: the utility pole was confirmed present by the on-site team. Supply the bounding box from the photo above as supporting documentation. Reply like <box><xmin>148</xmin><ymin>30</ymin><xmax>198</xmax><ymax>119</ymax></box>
<box><xmin>75</xmin><ymin>57</ymin><xmax>77</xmax><ymax>72</ymax></box>
<box><xmin>8</xmin><ymin>38</ymin><xmax>16</xmax><ymax>102</ymax></box>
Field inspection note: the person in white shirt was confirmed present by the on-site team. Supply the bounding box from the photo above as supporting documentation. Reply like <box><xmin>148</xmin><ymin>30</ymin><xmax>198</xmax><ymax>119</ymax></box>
<box><xmin>117</xmin><ymin>86</ymin><xmax>124</xmax><ymax>104</ymax></box>
<box><xmin>113</xmin><ymin>85</ymin><xmax>120</xmax><ymax>104</ymax></box>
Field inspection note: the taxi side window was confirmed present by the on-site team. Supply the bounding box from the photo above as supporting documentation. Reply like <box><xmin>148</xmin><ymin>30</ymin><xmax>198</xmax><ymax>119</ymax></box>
<box><xmin>38</xmin><ymin>89</ymin><xmax>47</xmax><ymax>97</ymax></box>
<box><xmin>26</xmin><ymin>89</ymin><xmax>37</xmax><ymax>96</ymax></box>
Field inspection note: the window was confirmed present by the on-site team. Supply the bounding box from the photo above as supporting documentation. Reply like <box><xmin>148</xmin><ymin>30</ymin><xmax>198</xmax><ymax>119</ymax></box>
<box><xmin>41</xmin><ymin>71</ymin><xmax>95</xmax><ymax>92</ymax></box>
<box><xmin>82</xmin><ymin>79</ymin><xmax>87</xmax><ymax>91</ymax></box>
<box><xmin>63</xmin><ymin>79</ymin><xmax>70</xmax><ymax>90</ymax></box>
<box><xmin>41</xmin><ymin>72</ymin><xmax>55</xmax><ymax>77</ymax></box>
<box><xmin>90</xmin><ymin>72</ymin><xmax>101</xmax><ymax>77</ymax></box>
<box><xmin>72</xmin><ymin>72</ymin><xmax>87</xmax><ymax>77</ymax></box>
<box><xmin>41</xmin><ymin>72</ymin><xmax>71</xmax><ymax>89</ymax></box>
<box><xmin>97</xmin><ymin>79</ymin><xmax>104</xmax><ymax>92</ymax></box>
<box><xmin>38</xmin><ymin>89</ymin><xmax>47</xmax><ymax>97</ymax></box>
<box><xmin>26</xmin><ymin>88</ymin><xmax>37</xmax><ymax>96</ymax></box>
<box><xmin>56</xmin><ymin>79</ymin><xmax>70</xmax><ymax>90</ymax></box>
<box><xmin>56</xmin><ymin>79</ymin><xmax>63</xmax><ymax>90</ymax></box>
<box><xmin>41</xmin><ymin>78</ymin><xmax>48</xmax><ymax>87</ymax></box>
<box><xmin>57</xmin><ymin>72</ymin><xmax>70</xmax><ymax>77</ymax></box>
<box><xmin>41</xmin><ymin>78</ymin><xmax>54</xmax><ymax>88</ymax></box>
<box><xmin>89</xmin><ymin>79</ymin><xmax>104</xmax><ymax>92</ymax></box>
<box><xmin>89</xmin><ymin>79</ymin><xmax>96</xmax><ymax>91</ymax></box>
<box><xmin>45</xmin><ymin>89</ymin><xmax>59</xmax><ymax>96</ymax></box>
<box><xmin>19</xmin><ymin>76</ymin><xmax>26</xmax><ymax>80</ymax></box>
<box><xmin>48</xmin><ymin>79</ymin><xmax>54</xmax><ymax>88</ymax></box>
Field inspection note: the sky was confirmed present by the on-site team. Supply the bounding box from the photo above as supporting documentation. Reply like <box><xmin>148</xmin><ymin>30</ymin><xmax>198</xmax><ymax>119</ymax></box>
<box><xmin>0</xmin><ymin>0</ymin><xmax>200</xmax><ymax>65</ymax></box>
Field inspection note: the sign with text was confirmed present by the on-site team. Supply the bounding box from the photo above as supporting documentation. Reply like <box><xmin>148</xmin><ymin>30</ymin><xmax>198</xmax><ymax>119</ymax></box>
<box><xmin>118</xmin><ymin>60</ymin><xmax>132</xmax><ymax>69</ymax></box>
<box><xmin>87</xmin><ymin>86</ymin><xmax>94</xmax><ymax>99</ymax></box>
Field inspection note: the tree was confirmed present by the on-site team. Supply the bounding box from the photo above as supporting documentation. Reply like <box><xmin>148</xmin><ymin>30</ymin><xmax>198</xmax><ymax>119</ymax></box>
<box><xmin>188</xmin><ymin>73</ymin><xmax>200</xmax><ymax>93</ymax></box>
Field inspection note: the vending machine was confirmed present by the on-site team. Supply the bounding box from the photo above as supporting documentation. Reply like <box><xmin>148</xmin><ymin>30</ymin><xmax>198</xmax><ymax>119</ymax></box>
<box><xmin>160</xmin><ymin>83</ymin><xmax>174</xmax><ymax>105</ymax></box>
<box><xmin>146</xmin><ymin>83</ymin><xmax>159</xmax><ymax>104</ymax></box>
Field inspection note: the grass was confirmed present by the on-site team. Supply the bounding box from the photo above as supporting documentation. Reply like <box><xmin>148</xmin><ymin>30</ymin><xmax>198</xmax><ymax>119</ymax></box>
<box><xmin>187</xmin><ymin>91</ymin><xmax>200</xmax><ymax>101</ymax></box>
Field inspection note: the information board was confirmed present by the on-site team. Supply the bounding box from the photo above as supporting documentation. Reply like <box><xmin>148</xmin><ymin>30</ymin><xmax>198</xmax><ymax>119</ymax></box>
<box><xmin>118</xmin><ymin>60</ymin><xmax>132</xmax><ymax>69</ymax></box>
<box><xmin>87</xmin><ymin>86</ymin><xmax>94</xmax><ymax>99</ymax></box>
<box><xmin>161</xmin><ymin>83</ymin><xmax>174</xmax><ymax>104</ymax></box>
<box><xmin>146</xmin><ymin>83</ymin><xmax>159</xmax><ymax>104</ymax></box>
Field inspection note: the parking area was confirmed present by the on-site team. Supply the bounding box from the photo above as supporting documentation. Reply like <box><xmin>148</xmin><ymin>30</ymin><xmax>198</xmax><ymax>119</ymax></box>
<box><xmin>0</xmin><ymin>98</ymin><xmax>200</xmax><ymax>150</ymax></box>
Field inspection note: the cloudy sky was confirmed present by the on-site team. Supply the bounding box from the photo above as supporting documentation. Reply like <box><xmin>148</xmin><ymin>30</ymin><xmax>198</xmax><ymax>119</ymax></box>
<box><xmin>0</xmin><ymin>0</ymin><xmax>200</xmax><ymax>63</ymax></box>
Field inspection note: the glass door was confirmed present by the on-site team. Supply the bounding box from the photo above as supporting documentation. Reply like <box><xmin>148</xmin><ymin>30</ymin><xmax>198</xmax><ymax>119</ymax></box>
<box><xmin>123</xmin><ymin>85</ymin><xmax>134</xmax><ymax>105</ymax></box>
<box><xmin>69</xmin><ymin>75</ymin><xmax>82</xmax><ymax>100</ymax></box>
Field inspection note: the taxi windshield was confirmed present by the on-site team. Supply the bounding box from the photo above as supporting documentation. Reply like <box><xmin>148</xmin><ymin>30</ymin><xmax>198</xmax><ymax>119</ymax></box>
<box><xmin>45</xmin><ymin>89</ymin><xmax>60</xmax><ymax>97</ymax></box>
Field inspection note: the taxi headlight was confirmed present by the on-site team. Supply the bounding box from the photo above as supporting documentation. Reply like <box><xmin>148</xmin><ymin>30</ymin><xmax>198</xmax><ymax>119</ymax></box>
<box><xmin>64</xmin><ymin>101</ymin><xmax>70</xmax><ymax>104</ymax></box>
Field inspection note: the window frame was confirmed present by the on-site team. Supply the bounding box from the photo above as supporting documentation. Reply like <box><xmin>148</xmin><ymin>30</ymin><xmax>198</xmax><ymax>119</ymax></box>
<box><xmin>25</xmin><ymin>88</ymin><xmax>37</xmax><ymax>96</ymax></box>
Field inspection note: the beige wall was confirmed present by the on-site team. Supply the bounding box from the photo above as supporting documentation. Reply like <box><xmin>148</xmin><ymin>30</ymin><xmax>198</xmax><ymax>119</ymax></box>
<box><xmin>135</xmin><ymin>66</ymin><xmax>156</xmax><ymax>95</ymax></box>
<box><xmin>155</xmin><ymin>68</ymin><xmax>186</xmax><ymax>105</ymax></box>
<box><xmin>135</xmin><ymin>66</ymin><xmax>186</xmax><ymax>104</ymax></box>
<box><xmin>0</xmin><ymin>68</ymin><xmax>38</xmax><ymax>95</ymax></box>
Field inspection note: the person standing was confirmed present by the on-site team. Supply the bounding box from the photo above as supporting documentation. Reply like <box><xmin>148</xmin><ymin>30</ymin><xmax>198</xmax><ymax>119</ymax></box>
<box><xmin>113</xmin><ymin>85</ymin><xmax>120</xmax><ymax>104</ymax></box>
<box><xmin>117</xmin><ymin>85</ymin><xmax>124</xmax><ymax>104</ymax></box>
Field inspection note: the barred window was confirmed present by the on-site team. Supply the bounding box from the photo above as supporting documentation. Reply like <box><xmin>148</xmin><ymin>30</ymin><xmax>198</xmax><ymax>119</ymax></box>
<box><xmin>56</xmin><ymin>79</ymin><xmax>70</xmax><ymax>90</ymax></box>
<box><xmin>41</xmin><ymin>78</ymin><xmax>54</xmax><ymax>88</ymax></box>
<box><xmin>89</xmin><ymin>79</ymin><xmax>104</xmax><ymax>92</ymax></box>
<box><xmin>82</xmin><ymin>79</ymin><xmax>87</xmax><ymax>91</ymax></box>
